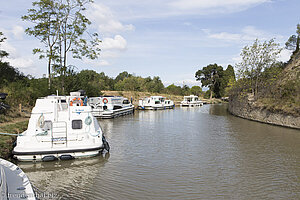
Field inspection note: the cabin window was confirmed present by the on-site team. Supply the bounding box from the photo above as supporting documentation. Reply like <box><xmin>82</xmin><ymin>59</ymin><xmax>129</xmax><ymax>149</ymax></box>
<box><xmin>42</xmin><ymin>120</ymin><xmax>52</xmax><ymax>131</ymax></box>
<box><xmin>72</xmin><ymin>120</ymin><xmax>82</xmax><ymax>129</ymax></box>
<box><xmin>123</xmin><ymin>100</ymin><xmax>130</xmax><ymax>104</ymax></box>
<box><xmin>155</xmin><ymin>101</ymin><xmax>160</xmax><ymax>104</ymax></box>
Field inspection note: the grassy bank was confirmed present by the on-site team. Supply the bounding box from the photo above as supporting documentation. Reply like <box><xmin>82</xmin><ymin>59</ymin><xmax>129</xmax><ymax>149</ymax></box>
<box><xmin>0</xmin><ymin>120</ymin><xmax>28</xmax><ymax>159</ymax></box>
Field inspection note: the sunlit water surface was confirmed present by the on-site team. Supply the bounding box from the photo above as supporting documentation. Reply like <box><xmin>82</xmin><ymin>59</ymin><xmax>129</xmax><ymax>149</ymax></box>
<box><xmin>19</xmin><ymin>105</ymin><xmax>300</xmax><ymax>199</ymax></box>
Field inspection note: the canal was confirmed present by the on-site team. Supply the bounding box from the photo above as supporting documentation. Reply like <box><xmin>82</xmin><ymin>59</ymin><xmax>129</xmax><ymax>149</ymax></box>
<box><xmin>19</xmin><ymin>104</ymin><xmax>300</xmax><ymax>199</ymax></box>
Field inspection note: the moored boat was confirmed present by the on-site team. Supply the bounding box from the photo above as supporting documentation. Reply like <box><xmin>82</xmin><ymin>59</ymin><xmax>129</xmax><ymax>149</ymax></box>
<box><xmin>180</xmin><ymin>95</ymin><xmax>203</xmax><ymax>107</ymax></box>
<box><xmin>88</xmin><ymin>96</ymin><xmax>134</xmax><ymax>119</ymax></box>
<box><xmin>12</xmin><ymin>92</ymin><xmax>109</xmax><ymax>162</ymax></box>
<box><xmin>163</xmin><ymin>99</ymin><xmax>175</xmax><ymax>109</ymax></box>
<box><xmin>0</xmin><ymin>158</ymin><xmax>36</xmax><ymax>199</ymax></box>
<box><xmin>138</xmin><ymin>96</ymin><xmax>165</xmax><ymax>110</ymax></box>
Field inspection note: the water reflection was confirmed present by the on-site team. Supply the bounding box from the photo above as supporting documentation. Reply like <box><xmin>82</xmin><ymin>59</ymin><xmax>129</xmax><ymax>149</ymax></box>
<box><xmin>20</xmin><ymin>154</ymin><xmax>110</xmax><ymax>199</ymax></box>
<box><xmin>21</xmin><ymin>105</ymin><xmax>300</xmax><ymax>199</ymax></box>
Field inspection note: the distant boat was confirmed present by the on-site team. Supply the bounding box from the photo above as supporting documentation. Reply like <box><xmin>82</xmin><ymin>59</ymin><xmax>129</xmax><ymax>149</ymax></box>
<box><xmin>88</xmin><ymin>96</ymin><xmax>134</xmax><ymax>119</ymax></box>
<box><xmin>180</xmin><ymin>95</ymin><xmax>203</xmax><ymax>107</ymax></box>
<box><xmin>0</xmin><ymin>158</ymin><xmax>36</xmax><ymax>199</ymax></box>
<box><xmin>13</xmin><ymin>92</ymin><xmax>110</xmax><ymax>162</ymax></box>
<box><xmin>138</xmin><ymin>96</ymin><xmax>166</xmax><ymax>110</ymax></box>
<box><xmin>163</xmin><ymin>99</ymin><xmax>175</xmax><ymax>109</ymax></box>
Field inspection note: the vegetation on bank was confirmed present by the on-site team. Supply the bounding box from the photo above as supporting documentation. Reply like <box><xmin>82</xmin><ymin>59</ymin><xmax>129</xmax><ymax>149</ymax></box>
<box><xmin>228</xmin><ymin>24</ymin><xmax>300</xmax><ymax>116</ymax></box>
<box><xmin>0</xmin><ymin>121</ymin><xmax>28</xmax><ymax>159</ymax></box>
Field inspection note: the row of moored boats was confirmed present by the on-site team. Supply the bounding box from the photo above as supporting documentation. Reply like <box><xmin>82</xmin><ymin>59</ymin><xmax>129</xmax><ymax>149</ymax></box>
<box><xmin>0</xmin><ymin>92</ymin><xmax>203</xmax><ymax>199</ymax></box>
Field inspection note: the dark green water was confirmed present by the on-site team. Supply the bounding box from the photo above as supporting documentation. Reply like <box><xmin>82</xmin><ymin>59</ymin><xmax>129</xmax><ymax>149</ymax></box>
<box><xmin>20</xmin><ymin>105</ymin><xmax>300</xmax><ymax>199</ymax></box>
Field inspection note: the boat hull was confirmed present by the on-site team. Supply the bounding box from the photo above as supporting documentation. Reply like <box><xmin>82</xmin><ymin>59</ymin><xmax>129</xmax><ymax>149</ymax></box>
<box><xmin>139</xmin><ymin>105</ymin><xmax>165</xmax><ymax>110</ymax></box>
<box><xmin>93</xmin><ymin>106</ymin><xmax>134</xmax><ymax>119</ymax></box>
<box><xmin>180</xmin><ymin>103</ymin><xmax>203</xmax><ymax>107</ymax></box>
<box><xmin>13</xmin><ymin>146</ymin><xmax>104</xmax><ymax>162</ymax></box>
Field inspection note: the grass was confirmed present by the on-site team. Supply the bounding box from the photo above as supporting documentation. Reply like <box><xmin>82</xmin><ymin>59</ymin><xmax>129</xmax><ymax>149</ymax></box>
<box><xmin>0</xmin><ymin>120</ymin><xmax>28</xmax><ymax>159</ymax></box>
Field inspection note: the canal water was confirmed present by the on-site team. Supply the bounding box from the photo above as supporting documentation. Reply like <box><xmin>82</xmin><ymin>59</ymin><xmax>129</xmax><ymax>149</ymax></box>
<box><xmin>19</xmin><ymin>104</ymin><xmax>300</xmax><ymax>199</ymax></box>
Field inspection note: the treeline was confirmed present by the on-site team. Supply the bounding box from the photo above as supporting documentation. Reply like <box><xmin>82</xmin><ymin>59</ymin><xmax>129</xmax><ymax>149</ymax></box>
<box><xmin>0</xmin><ymin>62</ymin><xmax>204</xmax><ymax>107</ymax></box>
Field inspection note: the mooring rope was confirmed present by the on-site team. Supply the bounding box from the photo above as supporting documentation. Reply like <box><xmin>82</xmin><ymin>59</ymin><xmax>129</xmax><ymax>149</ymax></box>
<box><xmin>0</xmin><ymin>132</ymin><xmax>21</xmax><ymax>136</ymax></box>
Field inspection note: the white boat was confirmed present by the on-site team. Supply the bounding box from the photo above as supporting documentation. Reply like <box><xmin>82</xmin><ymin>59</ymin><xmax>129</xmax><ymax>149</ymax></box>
<box><xmin>0</xmin><ymin>158</ymin><xmax>36</xmax><ymax>200</ymax></box>
<box><xmin>180</xmin><ymin>95</ymin><xmax>203</xmax><ymax>107</ymax></box>
<box><xmin>12</xmin><ymin>92</ymin><xmax>110</xmax><ymax>162</ymax></box>
<box><xmin>163</xmin><ymin>99</ymin><xmax>175</xmax><ymax>109</ymax></box>
<box><xmin>138</xmin><ymin>96</ymin><xmax>165</xmax><ymax>110</ymax></box>
<box><xmin>88</xmin><ymin>96</ymin><xmax>134</xmax><ymax>119</ymax></box>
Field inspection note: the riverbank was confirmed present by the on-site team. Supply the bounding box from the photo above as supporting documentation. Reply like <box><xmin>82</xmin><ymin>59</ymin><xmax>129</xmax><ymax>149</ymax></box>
<box><xmin>0</xmin><ymin>120</ymin><xmax>28</xmax><ymax>159</ymax></box>
<box><xmin>228</xmin><ymin>93</ymin><xmax>300</xmax><ymax>129</ymax></box>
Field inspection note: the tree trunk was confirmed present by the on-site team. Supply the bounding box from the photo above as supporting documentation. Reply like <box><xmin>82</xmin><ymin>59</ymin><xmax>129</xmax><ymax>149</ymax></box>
<box><xmin>295</xmin><ymin>36</ymin><xmax>300</xmax><ymax>54</ymax></box>
<box><xmin>210</xmin><ymin>89</ymin><xmax>213</xmax><ymax>99</ymax></box>
<box><xmin>48</xmin><ymin>57</ymin><xmax>51</xmax><ymax>90</ymax></box>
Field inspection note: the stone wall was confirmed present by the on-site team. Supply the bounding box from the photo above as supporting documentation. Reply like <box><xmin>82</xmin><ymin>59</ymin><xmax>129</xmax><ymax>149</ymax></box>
<box><xmin>228</xmin><ymin>94</ymin><xmax>300</xmax><ymax>129</ymax></box>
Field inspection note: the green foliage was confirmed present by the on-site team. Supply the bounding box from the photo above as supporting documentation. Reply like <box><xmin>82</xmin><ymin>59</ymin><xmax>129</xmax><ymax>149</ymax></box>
<box><xmin>236</xmin><ymin>38</ymin><xmax>282</xmax><ymax>96</ymax></box>
<box><xmin>195</xmin><ymin>63</ymin><xmax>224</xmax><ymax>98</ymax></box>
<box><xmin>285</xmin><ymin>24</ymin><xmax>300</xmax><ymax>54</ymax></box>
<box><xmin>221</xmin><ymin>65</ymin><xmax>236</xmax><ymax>97</ymax></box>
<box><xmin>0</xmin><ymin>121</ymin><xmax>28</xmax><ymax>159</ymax></box>
<box><xmin>190</xmin><ymin>86</ymin><xmax>202</xmax><ymax>96</ymax></box>
<box><xmin>22</xmin><ymin>0</ymin><xmax>101</xmax><ymax>91</ymax></box>
<box><xmin>204</xmin><ymin>90</ymin><xmax>211</xmax><ymax>99</ymax></box>
<box><xmin>0</xmin><ymin>32</ymin><xmax>9</xmax><ymax>61</ymax></box>
<box><xmin>165</xmin><ymin>84</ymin><xmax>184</xmax><ymax>95</ymax></box>
<box><xmin>0</xmin><ymin>62</ymin><xmax>25</xmax><ymax>86</ymax></box>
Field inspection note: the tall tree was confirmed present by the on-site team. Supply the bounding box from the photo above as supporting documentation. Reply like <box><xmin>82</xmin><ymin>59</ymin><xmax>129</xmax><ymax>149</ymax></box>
<box><xmin>53</xmin><ymin>0</ymin><xmax>101</xmax><ymax>94</ymax></box>
<box><xmin>221</xmin><ymin>65</ymin><xmax>236</xmax><ymax>96</ymax></box>
<box><xmin>23</xmin><ymin>0</ymin><xmax>101</xmax><ymax>92</ymax></box>
<box><xmin>22</xmin><ymin>0</ymin><xmax>61</xmax><ymax>89</ymax></box>
<box><xmin>195</xmin><ymin>64</ymin><xmax>224</xmax><ymax>99</ymax></box>
<box><xmin>285</xmin><ymin>24</ymin><xmax>300</xmax><ymax>55</ymax></box>
<box><xmin>236</xmin><ymin>39</ymin><xmax>281</xmax><ymax>96</ymax></box>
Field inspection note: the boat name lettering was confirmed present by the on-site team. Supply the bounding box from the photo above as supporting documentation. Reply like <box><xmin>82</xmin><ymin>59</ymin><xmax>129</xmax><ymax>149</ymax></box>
<box><xmin>52</xmin><ymin>137</ymin><xmax>67</xmax><ymax>142</ymax></box>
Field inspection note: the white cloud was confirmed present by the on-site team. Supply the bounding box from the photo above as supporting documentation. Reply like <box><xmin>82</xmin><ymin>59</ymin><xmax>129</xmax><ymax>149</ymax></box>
<box><xmin>99</xmin><ymin>60</ymin><xmax>110</xmax><ymax>66</ymax></box>
<box><xmin>5</xmin><ymin>57</ymin><xmax>34</xmax><ymax>69</ymax></box>
<box><xmin>87</xmin><ymin>3</ymin><xmax>134</xmax><ymax>35</ymax></box>
<box><xmin>207</xmin><ymin>26</ymin><xmax>284</xmax><ymax>43</ymax></box>
<box><xmin>169</xmin><ymin>0</ymin><xmax>271</xmax><ymax>14</ymax></box>
<box><xmin>278</xmin><ymin>49</ymin><xmax>292</xmax><ymax>62</ymax></box>
<box><xmin>101</xmin><ymin>35</ymin><xmax>127</xmax><ymax>51</ymax></box>
<box><xmin>11</xmin><ymin>25</ymin><xmax>24</xmax><ymax>40</ymax></box>
<box><xmin>1</xmin><ymin>41</ymin><xmax>18</xmax><ymax>56</ymax></box>
<box><xmin>209</xmin><ymin>32</ymin><xmax>241</xmax><ymax>41</ymax></box>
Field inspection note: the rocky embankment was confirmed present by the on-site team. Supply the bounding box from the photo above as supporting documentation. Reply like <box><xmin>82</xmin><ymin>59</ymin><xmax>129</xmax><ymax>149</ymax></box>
<box><xmin>228</xmin><ymin>94</ymin><xmax>300</xmax><ymax>129</ymax></box>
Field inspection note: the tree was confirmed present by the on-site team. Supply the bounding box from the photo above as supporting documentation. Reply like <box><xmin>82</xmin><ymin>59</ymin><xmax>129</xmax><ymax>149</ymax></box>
<box><xmin>0</xmin><ymin>32</ymin><xmax>9</xmax><ymax>61</ymax></box>
<box><xmin>285</xmin><ymin>24</ymin><xmax>300</xmax><ymax>55</ymax></box>
<box><xmin>23</xmin><ymin>0</ymin><xmax>101</xmax><ymax>92</ymax></box>
<box><xmin>221</xmin><ymin>65</ymin><xmax>236</xmax><ymax>96</ymax></box>
<box><xmin>236</xmin><ymin>39</ymin><xmax>281</xmax><ymax>96</ymax></box>
<box><xmin>165</xmin><ymin>84</ymin><xmax>182</xmax><ymax>95</ymax></box>
<box><xmin>22</xmin><ymin>0</ymin><xmax>61</xmax><ymax>89</ymax></box>
<box><xmin>190</xmin><ymin>86</ymin><xmax>202</xmax><ymax>97</ymax></box>
<box><xmin>115</xmin><ymin>71</ymin><xmax>132</xmax><ymax>83</ymax></box>
<box><xmin>195</xmin><ymin>64</ymin><xmax>224</xmax><ymax>99</ymax></box>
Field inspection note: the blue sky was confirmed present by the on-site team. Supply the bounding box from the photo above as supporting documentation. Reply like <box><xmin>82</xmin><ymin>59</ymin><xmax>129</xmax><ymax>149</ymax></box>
<box><xmin>0</xmin><ymin>0</ymin><xmax>299</xmax><ymax>86</ymax></box>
